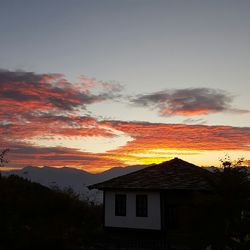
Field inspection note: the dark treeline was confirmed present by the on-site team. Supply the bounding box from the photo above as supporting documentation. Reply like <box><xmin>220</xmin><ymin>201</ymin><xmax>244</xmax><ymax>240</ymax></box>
<box><xmin>193</xmin><ymin>164</ymin><xmax>250</xmax><ymax>249</ymax></box>
<box><xmin>0</xmin><ymin>174</ymin><xmax>104</xmax><ymax>250</ymax></box>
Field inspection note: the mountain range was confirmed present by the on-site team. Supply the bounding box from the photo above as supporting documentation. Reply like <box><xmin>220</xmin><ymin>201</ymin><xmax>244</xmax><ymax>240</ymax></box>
<box><xmin>3</xmin><ymin>164</ymin><xmax>248</xmax><ymax>203</ymax></box>
<box><xmin>2</xmin><ymin>164</ymin><xmax>147</xmax><ymax>203</ymax></box>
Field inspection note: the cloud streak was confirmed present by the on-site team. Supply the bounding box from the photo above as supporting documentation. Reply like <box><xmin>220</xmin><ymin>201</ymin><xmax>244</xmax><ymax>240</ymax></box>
<box><xmin>104</xmin><ymin>121</ymin><xmax>250</xmax><ymax>152</ymax></box>
<box><xmin>0</xmin><ymin>69</ymin><xmax>122</xmax><ymax>120</ymax></box>
<box><xmin>0</xmin><ymin>141</ymin><xmax>123</xmax><ymax>172</ymax></box>
<box><xmin>132</xmin><ymin>88</ymin><xmax>249</xmax><ymax>116</ymax></box>
<box><xmin>2</xmin><ymin>121</ymin><xmax>250</xmax><ymax>171</ymax></box>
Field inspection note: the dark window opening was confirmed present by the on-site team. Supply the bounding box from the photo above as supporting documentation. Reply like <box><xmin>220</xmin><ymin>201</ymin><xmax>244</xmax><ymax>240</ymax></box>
<box><xmin>115</xmin><ymin>194</ymin><xmax>126</xmax><ymax>216</ymax></box>
<box><xmin>136</xmin><ymin>195</ymin><xmax>148</xmax><ymax>217</ymax></box>
<box><xmin>165</xmin><ymin>206</ymin><xmax>178</xmax><ymax>228</ymax></box>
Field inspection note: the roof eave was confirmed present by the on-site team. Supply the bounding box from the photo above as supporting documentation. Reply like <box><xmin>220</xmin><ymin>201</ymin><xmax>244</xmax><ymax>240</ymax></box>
<box><xmin>88</xmin><ymin>186</ymin><xmax>213</xmax><ymax>192</ymax></box>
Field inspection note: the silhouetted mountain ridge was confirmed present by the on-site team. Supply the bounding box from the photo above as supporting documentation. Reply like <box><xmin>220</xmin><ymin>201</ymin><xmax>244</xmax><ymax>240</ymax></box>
<box><xmin>3</xmin><ymin>164</ymin><xmax>148</xmax><ymax>202</ymax></box>
<box><xmin>4</xmin><ymin>164</ymin><xmax>249</xmax><ymax>203</ymax></box>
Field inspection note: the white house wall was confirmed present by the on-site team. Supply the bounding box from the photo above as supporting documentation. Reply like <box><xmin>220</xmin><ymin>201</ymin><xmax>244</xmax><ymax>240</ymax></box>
<box><xmin>104</xmin><ymin>191</ymin><xmax>161</xmax><ymax>230</ymax></box>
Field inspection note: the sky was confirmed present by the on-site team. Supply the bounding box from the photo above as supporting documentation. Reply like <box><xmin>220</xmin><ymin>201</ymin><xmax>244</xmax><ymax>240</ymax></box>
<box><xmin>0</xmin><ymin>0</ymin><xmax>250</xmax><ymax>172</ymax></box>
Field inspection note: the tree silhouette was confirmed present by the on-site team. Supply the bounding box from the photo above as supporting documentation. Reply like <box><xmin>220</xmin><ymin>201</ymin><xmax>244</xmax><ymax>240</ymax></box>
<box><xmin>213</xmin><ymin>157</ymin><xmax>250</xmax><ymax>249</ymax></box>
<box><xmin>0</xmin><ymin>148</ymin><xmax>9</xmax><ymax>167</ymax></box>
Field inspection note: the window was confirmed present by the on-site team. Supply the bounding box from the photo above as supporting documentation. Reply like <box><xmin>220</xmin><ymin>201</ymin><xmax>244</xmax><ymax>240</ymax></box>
<box><xmin>115</xmin><ymin>194</ymin><xmax>126</xmax><ymax>216</ymax></box>
<box><xmin>165</xmin><ymin>206</ymin><xmax>178</xmax><ymax>228</ymax></box>
<box><xmin>136</xmin><ymin>195</ymin><xmax>148</xmax><ymax>217</ymax></box>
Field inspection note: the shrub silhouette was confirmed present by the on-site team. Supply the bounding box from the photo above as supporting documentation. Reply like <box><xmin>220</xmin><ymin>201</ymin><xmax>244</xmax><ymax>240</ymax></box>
<box><xmin>201</xmin><ymin>159</ymin><xmax>250</xmax><ymax>249</ymax></box>
<box><xmin>0</xmin><ymin>175</ymin><xmax>103</xmax><ymax>250</ymax></box>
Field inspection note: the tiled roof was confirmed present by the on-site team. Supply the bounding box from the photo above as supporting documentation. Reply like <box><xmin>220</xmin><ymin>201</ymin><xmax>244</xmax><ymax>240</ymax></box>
<box><xmin>89</xmin><ymin>158</ymin><xmax>215</xmax><ymax>191</ymax></box>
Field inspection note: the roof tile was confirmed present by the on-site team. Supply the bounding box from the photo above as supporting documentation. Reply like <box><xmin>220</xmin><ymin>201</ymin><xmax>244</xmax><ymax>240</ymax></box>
<box><xmin>89</xmin><ymin>158</ymin><xmax>215</xmax><ymax>191</ymax></box>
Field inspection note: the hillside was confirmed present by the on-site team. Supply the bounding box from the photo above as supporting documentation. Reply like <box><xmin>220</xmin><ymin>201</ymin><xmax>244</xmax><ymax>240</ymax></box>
<box><xmin>0</xmin><ymin>174</ymin><xmax>103</xmax><ymax>250</ymax></box>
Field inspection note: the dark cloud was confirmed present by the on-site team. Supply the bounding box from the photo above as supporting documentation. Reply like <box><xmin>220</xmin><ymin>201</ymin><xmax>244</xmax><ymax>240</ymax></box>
<box><xmin>41</xmin><ymin>155</ymin><xmax>100</xmax><ymax>161</ymax></box>
<box><xmin>132</xmin><ymin>88</ymin><xmax>249</xmax><ymax>116</ymax></box>
<box><xmin>0</xmin><ymin>69</ymin><xmax>122</xmax><ymax>118</ymax></box>
<box><xmin>0</xmin><ymin>140</ymin><xmax>123</xmax><ymax>170</ymax></box>
<box><xmin>0</xmin><ymin>69</ymin><xmax>62</xmax><ymax>84</ymax></box>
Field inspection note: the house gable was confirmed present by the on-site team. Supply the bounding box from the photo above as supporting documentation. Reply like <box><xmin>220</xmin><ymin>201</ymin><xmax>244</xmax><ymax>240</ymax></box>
<box><xmin>89</xmin><ymin>158</ymin><xmax>215</xmax><ymax>191</ymax></box>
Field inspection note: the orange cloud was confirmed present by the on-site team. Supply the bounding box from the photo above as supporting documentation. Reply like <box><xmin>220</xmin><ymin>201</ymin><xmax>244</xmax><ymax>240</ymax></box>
<box><xmin>1</xmin><ymin>70</ymin><xmax>250</xmax><ymax>172</ymax></box>
<box><xmin>0</xmin><ymin>69</ymin><xmax>122</xmax><ymax>121</ymax></box>
<box><xmin>132</xmin><ymin>88</ymin><xmax>249</xmax><ymax>116</ymax></box>
<box><xmin>2</xmin><ymin>120</ymin><xmax>250</xmax><ymax>172</ymax></box>
<box><xmin>160</xmin><ymin>108</ymin><xmax>211</xmax><ymax>116</ymax></box>
<box><xmin>99</xmin><ymin>121</ymin><xmax>250</xmax><ymax>167</ymax></box>
<box><xmin>104</xmin><ymin>121</ymin><xmax>250</xmax><ymax>152</ymax></box>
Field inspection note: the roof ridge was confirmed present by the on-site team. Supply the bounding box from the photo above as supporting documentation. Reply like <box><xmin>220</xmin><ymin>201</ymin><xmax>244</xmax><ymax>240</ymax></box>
<box><xmin>89</xmin><ymin>158</ymin><xmax>214</xmax><ymax>191</ymax></box>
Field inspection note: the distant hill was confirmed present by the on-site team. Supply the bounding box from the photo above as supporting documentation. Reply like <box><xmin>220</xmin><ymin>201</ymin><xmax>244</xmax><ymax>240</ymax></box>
<box><xmin>4</xmin><ymin>164</ymin><xmax>249</xmax><ymax>203</ymax></box>
<box><xmin>3</xmin><ymin>164</ymin><xmax>147</xmax><ymax>203</ymax></box>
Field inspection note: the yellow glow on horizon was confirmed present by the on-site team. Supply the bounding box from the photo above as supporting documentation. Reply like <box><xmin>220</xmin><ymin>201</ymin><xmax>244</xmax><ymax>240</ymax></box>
<box><xmin>104</xmin><ymin>148</ymin><xmax>250</xmax><ymax>169</ymax></box>
<box><xmin>104</xmin><ymin>148</ymin><xmax>199</xmax><ymax>166</ymax></box>
<box><xmin>4</xmin><ymin>148</ymin><xmax>250</xmax><ymax>173</ymax></box>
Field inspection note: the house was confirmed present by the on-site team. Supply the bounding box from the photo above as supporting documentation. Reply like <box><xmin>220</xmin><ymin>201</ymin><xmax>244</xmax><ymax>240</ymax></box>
<box><xmin>89</xmin><ymin>158</ymin><xmax>216</xmax><ymax>249</ymax></box>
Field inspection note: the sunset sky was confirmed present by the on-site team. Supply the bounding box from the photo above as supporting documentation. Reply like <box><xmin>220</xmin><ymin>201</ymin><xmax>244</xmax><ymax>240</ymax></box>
<box><xmin>1</xmin><ymin>0</ymin><xmax>250</xmax><ymax>172</ymax></box>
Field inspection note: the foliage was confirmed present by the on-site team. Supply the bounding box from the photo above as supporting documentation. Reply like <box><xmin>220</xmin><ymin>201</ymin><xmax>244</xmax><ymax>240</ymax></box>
<box><xmin>0</xmin><ymin>148</ymin><xmax>9</xmax><ymax>167</ymax></box>
<box><xmin>0</xmin><ymin>175</ymin><xmax>104</xmax><ymax>250</ymax></box>
<box><xmin>208</xmin><ymin>157</ymin><xmax>250</xmax><ymax>249</ymax></box>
